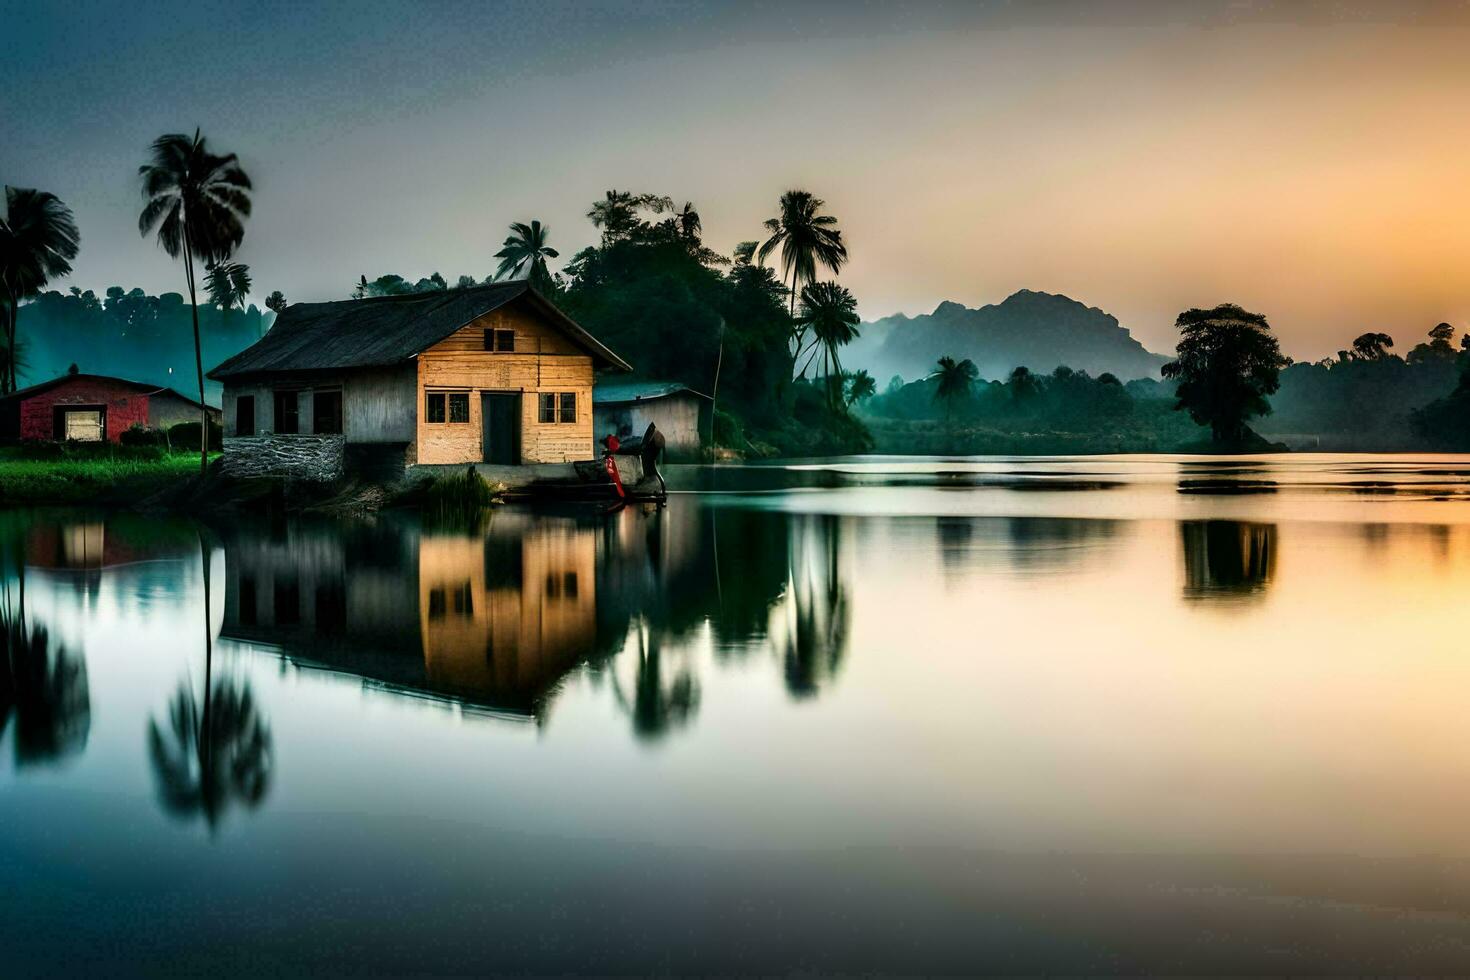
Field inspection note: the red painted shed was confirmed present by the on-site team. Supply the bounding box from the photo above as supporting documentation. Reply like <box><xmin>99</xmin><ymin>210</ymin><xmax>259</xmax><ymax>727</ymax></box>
<box><xmin>0</xmin><ymin>373</ymin><xmax>220</xmax><ymax>443</ymax></box>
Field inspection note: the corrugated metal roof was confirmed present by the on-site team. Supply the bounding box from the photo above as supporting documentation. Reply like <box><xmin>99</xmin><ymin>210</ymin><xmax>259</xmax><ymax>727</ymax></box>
<box><xmin>208</xmin><ymin>282</ymin><xmax>631</xmax><ymax>379</ymax></box>
<box><xmin>592</xmin><ymin>379</ymin><xmax>712</xmax><ymax>404</ymax></box>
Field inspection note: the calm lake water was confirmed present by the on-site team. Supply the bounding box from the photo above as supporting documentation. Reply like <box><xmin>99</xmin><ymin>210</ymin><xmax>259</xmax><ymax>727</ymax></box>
<box><xmin>5</xmin><ymin>453</ymin><xmax>1470</xmax><ymax>974</ymax></box>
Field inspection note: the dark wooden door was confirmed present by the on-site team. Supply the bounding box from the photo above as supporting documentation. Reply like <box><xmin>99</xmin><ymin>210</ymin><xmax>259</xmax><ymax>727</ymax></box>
<box><xmin>481</xmin><ymin>393</ymin><xmax>520</xmax><ymax>465</ymax></box>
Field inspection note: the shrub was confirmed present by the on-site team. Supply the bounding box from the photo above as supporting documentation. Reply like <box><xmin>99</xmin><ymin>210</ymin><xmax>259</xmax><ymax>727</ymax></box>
<box><xmin>167</xmin><ymin>419</ymin><xmax>223</xmax><ymax>452</ymax></box>
<box><xmin>424</xmin><ymin>466</ymin><xmax>498</xmax><ymax>527</ymax></box>
<box><xmin>120</xmin><ymin>424</ymin><xmax>168</xmax><ymax>448</ymax></box>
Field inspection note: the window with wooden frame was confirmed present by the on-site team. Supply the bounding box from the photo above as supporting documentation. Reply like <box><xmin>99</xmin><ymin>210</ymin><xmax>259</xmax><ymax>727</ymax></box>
<box><xmin>448</xmin><ymin>392</ymin><xmax>470</xmax><ymax>423</ymax></box>
<box><xmin>425</xmin><ymin>392</ymin><xmax>446</xmax><ymax>423</ymax></box>
<box><xmin>538</xmin><ymin>392</ymin><xmax>576</xmax><ymax>424</ymax></box>
<box><xmin>483</xmin><ymin>328</ymin><xmax>515</xmax><ymax>352</ymax></box>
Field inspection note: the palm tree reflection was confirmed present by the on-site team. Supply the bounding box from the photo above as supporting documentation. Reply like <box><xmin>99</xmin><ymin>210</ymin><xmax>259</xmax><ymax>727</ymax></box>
<box><xmin>0</xmin><ymin>610</ymin><xmax>90</xmax><ymax>767</ymax></box>
<box><xmin>776</xmin><ymin>514</ymin><xmax>850</xmax><ymax>699</ymax></box>
<box><xmin>147</xmin><ymin>675</ymin><xmax>272</xmax><ymax>829</ymax></box>
<box><xmin>612</xmin><ymin>623</ymin><xmax>700</xmax><ymax>741</ymax></box>
<box><xmin>148</xmin><ymin>534</ymin><xmax>272</xmax><ymax>830</ymax></box>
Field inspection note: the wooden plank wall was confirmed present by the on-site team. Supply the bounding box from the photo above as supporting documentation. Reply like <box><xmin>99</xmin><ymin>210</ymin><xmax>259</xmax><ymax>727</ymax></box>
<box><xmin>223</xmin><ymin>364</ymin><xmax>415</xmax><ymax>444</ymax></box>
<box><xmin>416</xmin><ymin>305</ymin><xmax>595</xmax><ymax>465</ymax></box>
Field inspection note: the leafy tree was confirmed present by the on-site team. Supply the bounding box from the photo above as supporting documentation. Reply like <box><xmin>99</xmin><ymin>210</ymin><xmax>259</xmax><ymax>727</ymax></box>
<box><xmin>757</xmin><ymin>190</ymin><xmax>847</xmax><ymax>335</ymax></box>
<box><xmin>454</xmin><ymin>275</ymin><xmax>477</xmax><ymax>290</ymax></box>
<box><xmin>1411</xmin><ymin>363</ymin><xmax>1470</xmax><ymax>448</ymax></box>
<box><xmin>1408</xmin><ymin>322</ymin><xmax>1462</xmax><ymax>364</ymax></box>
<box><xmin>1161</xmin><ymin>303</ymin><xmax>1289</xmax><ymax>443</ymax></box>
<box><xmin>845</xmin><ymin>369</ymin><xmax>876</xmax><ymax>406</ymax></box>
<box><xmin>793</xmin><ymin>281</ymin><xmax>860</xmax><ymax>407</ymax></box>
<box><xmin>1009</xmin><ymin>365</ymin><xmax>1041</xmax><ymax>402</ymax></box>
<box><xmin>0</xmin><ymin>187</ymin><xmax>80</xmax><ymax>393</ymax></box>
<box><xmin>492</xmin><ymin>220</ymin><xmax>559</xmax><ymax>291</ymax></box>
<box><xmin>138</xmin><ymin>129</ymin><xmax>252</xmax><ymax>474</ymax></box>
<box><xmin>264</xmin><ymin>290</ymin><xmax>287</xmax><ymax>314</ymax></box>
<box><xmin>587</xmin><ymin>190</ymin><xmax>669</xmax><ymax>245</ymax></box>
<box><xmin>1351</xmin><ymin>331</ymin><xmax>1394</xmax><ymax>360</ymax></box>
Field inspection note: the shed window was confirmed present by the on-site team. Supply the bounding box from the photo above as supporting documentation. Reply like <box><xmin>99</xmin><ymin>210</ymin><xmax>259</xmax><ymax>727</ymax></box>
<box><xmin>538</xmin><ymin>391</ymin><xmax>576</xmax><ymax>424</ymax></box>
<box><xmin>484</xmin><ymin>329</ymin><xmax>515</xmax><ymax>352</ymax></box>
<box><xmin>312</xmin><ymin>389</ymin><xmax>342</xmax><ymax>434</ymax></box>
<box><xmin>425</xmin><ymin>392</ymin><xmax>446</xmax><ymax>423</ymax></box>
<box><xmin>448</xmin><ymin>392</ymin><xmax>470</xmax><ymax>423</ymax></box>
<box><xmin>274</xmin><ymin>390</ymin><xmax>299</xmax><ymax>435</ymax></box>
<box><xmin>235</xmin><ymin>395</ymin><xmax>255</xmax><ymax>437</ymax></box>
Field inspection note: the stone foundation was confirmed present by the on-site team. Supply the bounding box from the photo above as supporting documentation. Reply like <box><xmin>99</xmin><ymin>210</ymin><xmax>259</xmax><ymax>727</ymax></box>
<box><xmin>220</xmin><ymin>435</ymin><xmax>345</xmax><ymax>481</ymax></box>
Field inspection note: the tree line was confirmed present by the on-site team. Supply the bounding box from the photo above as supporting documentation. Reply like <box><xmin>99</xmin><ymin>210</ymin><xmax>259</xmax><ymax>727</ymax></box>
<box><xmin>862</xmin><ymin>307</ymin><xmax>1470</xmax><ymax>452</ymax></box>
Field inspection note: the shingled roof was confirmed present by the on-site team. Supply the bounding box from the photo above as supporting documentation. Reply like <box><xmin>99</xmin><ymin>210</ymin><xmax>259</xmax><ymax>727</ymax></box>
<box><xmin>208</xmin><ymin>282</ymin><xmax>631</xmax><ymax>380</ymax></box>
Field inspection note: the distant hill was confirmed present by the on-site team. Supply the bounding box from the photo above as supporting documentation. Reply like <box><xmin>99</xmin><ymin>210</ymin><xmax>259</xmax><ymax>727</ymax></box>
<box><xmin>846</xmin><ymin>289</ymin><xmax>1170</xmax><ymax>383</ymax></box>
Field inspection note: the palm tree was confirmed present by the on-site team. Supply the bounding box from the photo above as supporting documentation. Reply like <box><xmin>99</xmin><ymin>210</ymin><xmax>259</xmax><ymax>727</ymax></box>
<box><xmin>756</xmin><ymin>190</ymin><xmax>847</xmax><ymax>341</ymax></box>
<box><xmin>587</xmin><ymin>190</ymin><xmax>639</xmax><ymax>244</ymax></box>
<box><xmin>204</xmin><ymin>260</ymin><xmax>251</xmax><ymax>313</ymax></box>
<box><xmin>930</xmin><ymin>355</ymin><xmax>978</xmax><ymax>436</ymax></box>
<box><xmin>138</xmin><ymin>129</ymin><xmax>252</xmax><ymax>475</ymax></box>
<box><xmin>264</xmin><ymin>290</ymin><xmax>287</xmax><ymax>314</ymax></box>
<box><xmin>492</xmin><ymin>220</ymin><xmax>559</xmax><ymax>291</ymax></box>
<box><xmin>845</xmin><ymin>369</ymin><xmax>876</xmax><ymax>406</ymax></box>
<box><xmin>793</xmin><ymin>281</ymin><xmax>860</xmax><ymax>407</ymax></box>
<box><xmin>0</xmin><ymin>187</ymin><xmax>80</xmax><ymax>394</ymax></box>
<box><xmin>674</xmin><ymin>201</ymin><xmax>701</xmax><ymax>241</ymax></box>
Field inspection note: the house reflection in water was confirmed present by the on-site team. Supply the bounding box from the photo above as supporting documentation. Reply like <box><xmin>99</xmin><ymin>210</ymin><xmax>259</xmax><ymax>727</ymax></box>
<box><xmin>220</xmin><ymin>512</ymin><xmax>599</xmax><ymax>720</ymax></box>
<box><xmin>219</xmin><ymin>500</ymin><xmax>852</xmax><ymax>731</ymax></box>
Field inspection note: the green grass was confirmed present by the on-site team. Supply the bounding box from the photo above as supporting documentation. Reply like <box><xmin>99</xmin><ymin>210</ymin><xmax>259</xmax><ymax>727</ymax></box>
<box><xmin>0</xmin><ymin>448</ymin><xmax>217</xmax><ymax>505</ymax></box>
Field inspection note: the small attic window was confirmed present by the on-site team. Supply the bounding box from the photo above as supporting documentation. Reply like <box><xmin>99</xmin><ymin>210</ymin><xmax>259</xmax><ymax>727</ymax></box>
<box><xmin>484</xmin><ymin>329</ymin><xmax>515</xmax><ymax>352</ymax></box>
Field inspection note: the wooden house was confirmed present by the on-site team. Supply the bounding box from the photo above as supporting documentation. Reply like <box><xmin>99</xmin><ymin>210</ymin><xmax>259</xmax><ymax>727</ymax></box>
<box><xmin>0</xmin><ymin>372</ymin><xmax>218</xmax><ymax>443</ymax></box>
<box><xmin>592</xmin><ymin>379</ymin><xmax>711</xmax><ymax>461</ymax></box>
<box><xmin>207</xmin><ymin>282</ymin><xmax>631</xmax><ymax>479</ymax></box>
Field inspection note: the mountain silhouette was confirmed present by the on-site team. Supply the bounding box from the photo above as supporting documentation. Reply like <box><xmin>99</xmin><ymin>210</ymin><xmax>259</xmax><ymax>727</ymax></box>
<box><xmin>846</xmin><ymin>289</ymin><xmax>1170</xmax><ymax>382</ymax></box>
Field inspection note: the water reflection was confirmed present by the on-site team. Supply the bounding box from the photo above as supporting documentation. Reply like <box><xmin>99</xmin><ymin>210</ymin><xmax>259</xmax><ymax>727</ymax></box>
<box><xmin>1180</xmin><ymin>520</ymin><xmax>1278</xmax><ymax>600</ymax></box>
<box><xmin>149</xmin><ymin>538</ymin><xmax>273</xmax><ymax>831</ymax></box>
<box><xmin>148</xmin><ymin>675</ymin><xmax>272</xmax><ymax>829</ymax></box>
<box><xmin>217</xmin><ymin>501</ymin><xmax>855</xmax><ymax>729</ymax></box>
<box><xmin>777</xmin><ymin>514</ymin><xmax>850</xmax><ymax>699</ymax></box>
<box><xmin>0</xmin><ymin>609</ymin><xmax>90</xmax><ymax>768</ymax></box>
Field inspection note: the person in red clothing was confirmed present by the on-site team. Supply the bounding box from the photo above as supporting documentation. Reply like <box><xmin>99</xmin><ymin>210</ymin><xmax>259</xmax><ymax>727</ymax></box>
<box><xmin>600</xmin><ymin>433</ymin><xmax>625</xmax><ymax>497</ymax></box>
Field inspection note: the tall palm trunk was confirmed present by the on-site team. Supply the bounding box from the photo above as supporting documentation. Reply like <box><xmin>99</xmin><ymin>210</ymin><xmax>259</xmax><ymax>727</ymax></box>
<box><xmin>1</xmin><ymin>279</ymin><xmax>15</xmax><ymax>395</ymax></box>
<box><xmin>181</xmin><ymin>230</ymin><xmax>208</xmax><ymax>476</ymax></box>
<box><xmin>788</xmin><ymin>270</ymin><xmax>804</xmax><ymax>360</ymax></box>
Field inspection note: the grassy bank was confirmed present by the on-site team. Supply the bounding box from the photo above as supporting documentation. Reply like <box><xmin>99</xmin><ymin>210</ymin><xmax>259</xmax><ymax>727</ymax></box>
<box><xmin>0</xmin><ymin>445</ymin><xmax>215</xmax><ymax>505</ymax></box>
